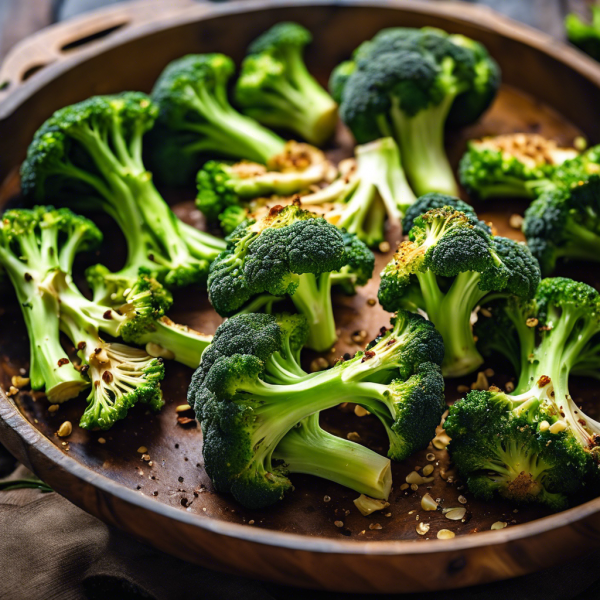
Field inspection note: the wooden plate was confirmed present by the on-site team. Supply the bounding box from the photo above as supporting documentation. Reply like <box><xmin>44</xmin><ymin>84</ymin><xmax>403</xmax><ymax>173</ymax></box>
<box><xmin>1</xmin><ymin>0</ymin><xmax>600</xmax><ymax>593</ymax></box>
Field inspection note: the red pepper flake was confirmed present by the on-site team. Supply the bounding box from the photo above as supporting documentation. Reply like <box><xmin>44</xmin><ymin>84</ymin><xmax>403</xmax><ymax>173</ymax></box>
<box><xmin>57</xmin><ymin>358</ymin><xmax>69</xmax><ymax>367</ymax></box>
<box><xmin>24</xmin><ymin>273</ymin><xmax>32</xmax><ymax>282</ymax></box>
<box><xmin>102</xmin><ymin>371</ymin><xmax>113</xmax><ymax>383</ymax></box>
<box><xmin>361</xmin><ymin>350</ymin><xmax>376</xmax><ymax>363</ymax></box>
<box><xmin>103</xmin><ymin>310</ymin><xmax>113</xmax><ymax>320</ymax></box>
<box><xmin>77</xmin><ymin>341</ymin><xmax>87</xmax><ymax>350</ymax></box>
<box><xmin>537</xmin><ymin>375</ymin><xmax>551</xmax><ymax>387</ymax></box>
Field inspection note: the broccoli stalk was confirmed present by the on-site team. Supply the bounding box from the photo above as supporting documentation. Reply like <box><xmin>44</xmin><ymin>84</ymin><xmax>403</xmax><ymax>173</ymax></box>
<box><xmin>208</xmin><ymin>204</ymin><xmax>374</xmax><ymax>352</ymax></box>
<box><xmin>378</xmin><ymin>203</ymin><xmax>540</xmax><ymax>377</ymax></box>
<box><xmin>188</xmin><ymin>311</ymin><xmax>444</xmax><ymax>508</ymax></box>
<box><xmin>20</xmin><ymin>93</ymin><xmax>226</xmax><ymax>298</ymax></box>
<box><xmin>334</xmin><ymin>28</ymin><xmax>500</xmax><ymax>197</ymax></box>
<box><xmin>273</xmin><ymin>414</ymin><xmax>392</xmax><ymax>500</ymax></box>
<box><xmin>0</xmin><ymin>208</ymin><xmax>96</xmax><ymax>402</ymax></box>
<box><xmin>235</xmin><ymin>22</ymin><xmax>338</xmax><ymax>146</ymax></box>
<box><xmin>150</xmin><ymin>54</ymin><xmax>286</xmax><ymax>186</ymax></box>
<box><xmin>450</xmin><ymin>278</ymin><xmax>600</xmax><ymax>509</ymax></box>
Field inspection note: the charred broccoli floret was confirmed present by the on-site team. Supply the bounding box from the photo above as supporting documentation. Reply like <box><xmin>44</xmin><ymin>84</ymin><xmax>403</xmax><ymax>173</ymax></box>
<box><xmin>150</xmin><ymin>53</ymin><xmax>286</xmax><ymax>186</ymax></box>
<box><xmin>333</xmin><ymin>27</ymin><xmax>500</xmax><ymax>196</ymax></box>
<box><xmin>378</xmin><ymin>205</ymin><xmax>540</xmax><ymax>377</ymax></box>
<box><xmin>188</xmin><ymin>311</ymin><xmax>444</xmax><ymax>508</ymax></box>
<box><xmin>235</xmin><ymin>22</ymin><xmax>337</xmax><ymax>146</ymax></box>
<box><xmin>208</xmin><ymin>204</ymin><xmax>374</xmax><ymax>351</ymax></box>
<box><xmin>449</xmin><ymin>278</ymin><xmax>600</xmax><ymax>510</ymax></box>
<box><xmin>20</xmin><ymin>93</ymin><xmax>226</xmax><ymax>301</ymax></box>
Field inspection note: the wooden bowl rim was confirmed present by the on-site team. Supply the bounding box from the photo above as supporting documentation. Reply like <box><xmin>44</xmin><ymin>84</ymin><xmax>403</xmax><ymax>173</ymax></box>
<box><xmin>2</xmin><ymin>0</ymin><xmax>600</xmax><ymax>558</ymax></box>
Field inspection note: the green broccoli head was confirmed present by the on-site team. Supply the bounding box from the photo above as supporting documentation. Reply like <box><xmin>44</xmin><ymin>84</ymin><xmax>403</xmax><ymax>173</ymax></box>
<box><xmin>236</xmin><ymin>22</ymin><xmax>337</xmax><ymax>146</ymax></box>
<box><xmin>219</xmin><ymin>205</ymin><xmax>251</xmax><ymax>236</ymax></box>
<box><xmin>335</xmin><ymin>27</ymin><xmax>499</xmax><ymax>196</ymax></box>
<box><xmin>524</xmin><ymin>176</ymin><xmax>600</xmax><ymax>275</ymax></box>
<box><xmin>332</xmin><ymin>231</ymin><xmax>375</xmax><ymax>295</ymax></box>
<box><xmin>445</xmin><ymin>388</ymin><xmax>594</xmax><ymax>511</ymax></box>
<box><xmin>328</xmin><ymin>60</ymin><xmax>355</xmax><ymax>104</ymax></box>
<box><xmin>150</xmin><ymin>53</ymin><xmax>285</xmax><ymax>184</ymax></box>
<box><xmin>566</xmin><ymin>6</ymin><xmax>600</xmax><ymax>62</ymax></box>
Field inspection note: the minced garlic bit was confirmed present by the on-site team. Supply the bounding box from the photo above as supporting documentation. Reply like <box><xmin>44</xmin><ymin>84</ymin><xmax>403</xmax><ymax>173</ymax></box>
<box><xmin>334</xmin><ymin>520</ymin><xmax>344</xmax><ymax>528</ymax></box>
<box><xmin>539</xmin><ymin>420</ymin><xmax>550</xmax><ymax>432</ymax></box>
<box><xmin>98</xmin><ymin>437</ymin><xmax>106</xmax><ymax>444</ymax></box>
<box><xmin>137</xmin><ymin>446</ymin><xmax>148</xmax><ymax>454</ymax></box>
<box><xmin>416</xmin><ymin>522</ymin><xmax>430</xmax><ymax>535</ymax></box>
<box><xmin>366</xmin><ymin>298</ymin><xmax>377</xmax><ymax>306</ymax></box>
<box><xmin>458</xmin><ymin>495</ymin><xmax>467</xmax><ymax>504</ymax></box>
<box><xmin>426</xmin><ymin>453</ymin><xmax>435</xmax><ymax>462</ymax></box>
<box><xmin>432</xmin><ymin>432</ymin><xmax>451</xmax><ymax>450</ymax></box>
<box><xmin>323</xmin><ymin>495</ymin><xmax>331</xmax><ymax>503</ymax></box>
<box><xmin>378</xmin><ymin>241</ymin><xmax>391</xmax><ymax>253</ymax></box>
<box><xmin>354</xmin><ymin>494</ymin><xmax>390</xmax><ymax>516</ymax></box>
<box><xmin>11</xmin><ymin>375</ymin><xmax>30</xmax><ymax>388</ymax></box>
<box><xmin>347</xmin><ymin>431</ymin><xmax>361</xmax><ymax>442</ymax></box>
<box><xmin>471</xmin><ymin>371</ymin><xmax>489</xmax><ymax>391</ymax></box>
<box><xmin>400</xmin><ymin>483</ymin><xmax>409</xmax><ymax>491</ymax></box>
<box><xmin>351</xmin><ymin>330</ymin><xmax>368</xmax><ymax>344</ymax></box>
<box><xmin>6</xmin><ymin>386</ymin><xmax>18</xmax><ymax>397</ymax></box>
<box><xmin>437</xmin><ymin>529</ymin><xmax>455</xmax><ymax>540</ymax></box>
<box><xmin>421</xmin><ymin>493</ymin><xmax>438</xmax><ymax>511</ymax></box>
<box><xmin>444</xmin><ymin>507</ymin><xmax>466</xmax><ymax>521</ymax></box>
<box><xmin>354</xmin><ymin>405</ymin><xmax>370</xmax><ymax>417</ymax></box>
<box><xmin>509</xmin><ymin>214</ymin><xmax>524</xmax><ymax>230</ymax></box>
<box><xmin>175</xmin><ymin>404</ymin><xmax>192</xmax><ymax>413</ymax></box>
<box><xmin>505</xmin><ymin>381</ymin><xmax>515</xmax><ymax>392</ymax></box>
<box><xmin>549</xmin><ymin>420</ymin><xmax>567</xmax><ymax>434</ymax></box>
<box><xmin>310</xmin><ymin>357</ymin><xmax>329</xmax><ymax>372</ymax></box>
<box><xmin>369</xmin><ymin>522</ymin><xmax>382</xmax><ymax>530</ymax></box>
<box><xmin>141</xmin><ymin>454</ymin><xmax>151</xmax><ymax>462</ymax></box>
<box><xmin>491</xmin><ymin>521</ymin><xmax>507</xmax><ymax>530</ymax></box>
<box><xmin>57</xmin><ymin>421</ymin><xmax>72</xmax><ymax>437</ymax></box>
<box><xmin>48</xmin><ymin>404</ymin><xmax>60</xmax><ymax>413</ymax></box>
<box><xmin>526</xmin><ymin>318</ymin><xmax>539</xmax><ymax>328</ymax></box>
<box><xmin>422</xmin><ymin>464</ymin><xmax>434</xmax><ymax>477</ymax></box>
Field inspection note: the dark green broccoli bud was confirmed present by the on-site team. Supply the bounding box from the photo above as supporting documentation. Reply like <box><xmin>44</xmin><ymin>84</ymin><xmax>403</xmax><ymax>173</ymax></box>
<box><xmin>566</xmin><ymin>6</ymin><xmax>600</xmax><ymax>62</ymax></box>
<box><xmin>379</xmin><ymin>206</ymin><xmax>541</xmax><ymax>377</ymax></box>
<box><xmin>208</xmin><ymin>204</ymin><xmax>366</xmax><ymax>351</ymax></box>
<box><xmin>336</xmin><ymin>27</ymin><xmax>500</xmax><ymax>196</ymax></box>
<box><xmin>195</xmin><ymin>142</ymin><xmax>331</xmax><ymax>222</ymax></box>
<box><xmin>445</xmin><ymin>387</ymin><xmax>590</xmax><ymax>511</ymax></box>
<box><xmin>459</xmin><ymin>134</ymin><xmax>581</xmax><ymax>200</ymax></box>
<box><xmin>20</xmin><ymin>92</ymin><xmax>226</xmax><ymax>300</ymax></box>
<box><xmin>218</xmin><ymin>205</ymin><xmax>250</xmax><ymax>236</ymax></box>
<box><xmin>150</xmin><ymin>53</ymin><xmax>286</xmax><ymax>186</ymax></box>
<box><xmin>449</xmin><ymin>277</ymin><xmax>600</xmax><ymax>510</ymax></box>
<box><xmin>301</xmin><ymin>138</ymin><xmax>416</xmax><ymax>247</ymax></box>
<box><xmin>0</xmin><ymin>206</ymin><xmax>99</xmax><ymax>402</ymax></box>
<box><xmin>331</xmin><ymin>231</ymin><xmax>375</xmax><ymax>295</ymax></box>
<box><xmin>402</xmin><ymin>192</ymin><xmax>489</xmax><ymax>234</ymax></box>
<box><xmin>524</xmin><ymin>176</ymin><xmax>600</xmax><ymax>275</ymax></box>
<box><xmin>0</xmin><ymin>207</ymin><xmax>165</xmax><ymax>428</ymax></box>
<box><xmin>188</xmin><ymin>310</ymin><xmax>444</xmax><ymax>507</ymax></box>
<box><xmin>235</xmin><ymin>22</ymin><xmax>338</xmax><ymax>146</ymax></box>
<box><xmin>328</xmin><ymin>60</ymin><xmax>355</xmax><ymax>104</ymax></box>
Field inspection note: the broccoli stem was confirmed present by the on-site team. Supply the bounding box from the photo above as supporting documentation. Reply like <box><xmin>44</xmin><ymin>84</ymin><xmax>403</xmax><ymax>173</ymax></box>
<box><xmin>290</xmin><ymin>272</ymin><xmax>337</xmax><ymax>351</ymax></box>
<box><xmin>417</xmin><ymin>270</ymin><xmax>486</xmax><ymax>377</ymax></box>
<box><xmin>390</xmin><ymin>95</ymin><xmax>458</xmax><ymax>196</ymax></box>
<box><xmin>181</xmin><ymin>83</ymin><xmax>285</xmax><ymax>163</ymax></box>
<box><xmin>274</xmin><ymin>414</ymin><xmax>392</xmax><ymax>499</ymax></box>
<box><xmin>556</xmin><ymin>219</ymin><xmax>600</xmax><ymax>263</ymax></box>
<box><xmin>235</xmin><ymin>293</ymin><xmax>284</xmax><ymax>316</ymax></box>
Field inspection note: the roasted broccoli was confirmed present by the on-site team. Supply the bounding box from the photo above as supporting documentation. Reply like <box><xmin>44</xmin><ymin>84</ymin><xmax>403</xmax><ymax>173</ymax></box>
<box><xmin>20</xmin><ymin>93</ymin><xmax>226</xmax><ymax>301</ymax></box>
<box><xmin>208</xmin><ymin>204</ymin><xmax>374</xmax><ymax>351</ymax></box>
<box><xmin>458</xmin><ymin>133</ymin><xmax>595</xmax><ymax>200</ymax></box>
<box><xmin>448</xmin><ymin>278</ymin><xmax>600</xmax><ymax>510</ymax></box>
<box><xmin>378</xmin><ymin>204</ymin><xmax>540</xmax><ymax>377</ymax></box>
<box><xmin>301</xmin><ymin>138</ymin><xmax>415</xmax><ymax>246</ymax></box>
<box><xmin>524</xmin><ymin>175</ymin><xmax>600</xmax><ymax>275</ymax></box>
<box><xmin>150</xmin><ymin>54</ymin><xmax>286</xmax><ymax>186</ymax></box>
<box><xmin>196</xmin><ymin>142</ymin><xmax>332</xmax><ymax>222</ymax></box>
<box><xmin>0</xmin><ymin>207</ymin><xmax>165</xmax><ymax>429</ymax></box>
<box><xmin>188</xmin><ymin>310</ymin><xmax>444</xmax><ymax>508</ymax></box>
<box><xmin>333</xmin><ymin>27</ymin><xmax>500</xmax><ymax>196</ymax></box>
<box><xmin>566</xmin><ymin>5</ymin><xmax>600</xmax><ymax>62</ymax></box>
<box><xmin>235</xmin><ymin>22</ymin><xmax>338</xmax><ymax>146</ymax></box>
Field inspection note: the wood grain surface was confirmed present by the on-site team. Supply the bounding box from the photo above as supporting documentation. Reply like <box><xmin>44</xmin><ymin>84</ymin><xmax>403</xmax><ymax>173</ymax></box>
<box><xmin>1</xmin><ymin>0</ymin><xmax>600</xmax><ymax>593</ymax></box>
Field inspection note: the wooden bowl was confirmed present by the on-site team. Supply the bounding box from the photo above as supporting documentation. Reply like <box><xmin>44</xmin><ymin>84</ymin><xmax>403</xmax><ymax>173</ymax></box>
<box><xmin>1</xmin><ymin>0</ymin><xmax>600</xmax><ymax>593</ymax></box>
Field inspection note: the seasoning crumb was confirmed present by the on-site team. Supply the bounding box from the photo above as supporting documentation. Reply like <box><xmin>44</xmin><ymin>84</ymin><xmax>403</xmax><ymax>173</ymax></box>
<box><xmin>458</xmin><ymin>495</ymin><xmax>467</xmax><ymax>504</ymax></box>
<box><xmin>351</xmin><ymin>330</ymin><xmax>368</xmax><ymax>344</ymax></box>
<box><xmin>11</xmin><ymin>376</ymin><xmax>29</xmax><ymax>389</ymax></box>
<box><xmin>378</xmin><ymin>241</ymin><xmax>390</xmax><ymax>253</ymax></box>
<box><xmin>354</xmin><ymin>405</ymin><xmax>370</xmax><ymax>417</ymax></box>
<box><xmin>484</xmin><ymin>368</ymin><xmax>495</xmax><ymax>377</ymax></box>
<box><xmin>366</xmin><ymin>298</ymin><xmax>377</xmax><ymax>306</ymax></box>
<box><xmin>57</xmin><ymin>421</ymin><xmax>72</xmax><ymax>437</ymax></box>
<box><xmin>141</xmin><ymin>454</ymin><xmax>151</xmax><ymax>462</ymax></box>
<box><xmin>471</xmin><ymin>371</ymin><xmax>489</xmax><ymax>391</ymax></box>
<box><xmin>437</xmin><ymin>529</ymin><xmax>455</xmax><ymax>540</ymax></box>
<box><xmin>7</xmin><ymin>386</ymin><xmax>18</xmax><ymax>397</ymax></box>
<box><xmin>334</xmin><ymin>520</ymin><xmax>344</xmax><ymax>528</ymax></box>
<box><xmin>400</xmin><ymin>483</ymin><xmax>409</xmax><ymax>491</ymax></box>
<box><xmin>347</xmin><ymin>431</ymin><xmax>361</xmax><ymax>442</ymax></box>
<box><xmin>137</xmin><ymin>446</ymin><xmax>148</xmax><ymax>454</ymax></box>
<box><xmin>457</xmin><ymin>384</ymin><xmax>470</xmax><ymax>394</ymax></box>
<box><xmin>422</xmin><ymin>464</ymin><xmax>434</xmax><ymax>476</ymax></box>
<box><xmin>310</xmin><ymin>357</ymin><xmax>329</xmax><ymax>372</ymax></box>
<box><xmin>505</xmin><ymin>381</ymin><xmax>515</xmax><ymax>392</ymax></box>
<box><xmin>426</xmin><ymin>453</ymin><xmax>435</xmax><ymax>462</ymax></box>
<box><xmin>416</xmin><ymin>522</ymin><xmax>430</xmax><ymax>536</ymax></box>
<box><xmin>385</xmin><ymin>513</ymin><xmax>392</xmax><ymax>518</ymax></box>
<box><xmin>444</xmin><ymin>507</ymin><xmax>466</xmax><ymax>521</ymax></box>
<box><xmin>48</xmin><ymin>404</ymin><xmax>59</xmax><ymax>413</ymax></box>
<box><xmin>249</xmin><ymin>520</ymin><xmax>255</xmax><ymax>525</ymax></box>
<box><xmin>175</xmin><ymin>404</ymin><xmax>192</xmax><ymax>413</ymax></box>
<box><xmin>369</xmin><ymin>523</ymin><xmax>382</xmax><ymax>530</ymax></box>
<box><xmin>526</xmin><ymin>317</ymin><xmax>539</xmax><ymax>328</ymax></box>
<box><xmin>323</xmin><ymin>495</ymin><xmax>331</xmax><ymax>503</ymax></box>
<box><xmin>491</xmin><ymin>521</ymin><xmax>507</xmax><ymax>530</ymax></box>
<box><xmin>98</xmin><ymin>437</ymin><xmax>106</xmax><ymax>444</ymax></box>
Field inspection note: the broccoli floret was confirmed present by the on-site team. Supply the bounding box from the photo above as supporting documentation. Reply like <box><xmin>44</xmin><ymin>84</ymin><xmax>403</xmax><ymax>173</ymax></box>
<box><xmin>150</xmin><ymin>54</ymin><xmax>286</xmax><ymax>186</ymax></box>
<box><xmin>524</xmin><ymin>176</ymin><xmax>600</xmax><ymax>275</ymax></box>
<box><xmin>459</xmin><ymin>134</ymin><xmax>582</xmax><ymax>200</ymax></box>
<box><xmin>0</xmin><ymin>207</ymin><xmax>165</xmax><ymax>429</ymax></box>
<box><xmin>566</xmin><ymin>6</ymin><xmax>600</xmax><ymax>62</ymax></box>
<box><xmin>300</xmin><ymin>138</ymin><xmax>416</xmax><ymax>246</ymax></box>
<box><xmin>334</xmin><ymin>27</ymin><xmax>500</xmax><ymax>196</ymax></box>
<box><xmin>188</xmin><ymin>310</ymin><xmax>444</xmax><ymax>508</ymax></box>
<box><xmin>378</xmin><ymin>205</ymin><xmax>541</xmax><ymax>377</ymax></box>
<box><xmin>402</xmin><ymin>192</ymin><xmax>490</xmax><ymax>234</ymax></box>
<box><xmin>329</xmin><ymin>60</ymin><xmax>355</xmax><ymax>104</ymax></box>
<box><xmin>448</xmin><ymin>278</ymin><xmax>600</xmax><ymax>509</ymax></box>
<box><xmin>20</xmin><ymin>93</ymin><xmax>226</xmax><ymax>301</ymax></box>
<box><xmin>196</xmin><ymin>142</ymin><xmax>331</xmax><ymax>222</ymax></box>
<box><xmin>235</xmin><ymin>23</ymin><xmax>338</xmax><ymax>146</ymax></box>
<box><xmin>208</xmin><ymin>204</ymin><xmax>374</xmax><ymax>351</ymax></box>
<box><xmin>331</xmin><ymin>231</ymin><xmax>375</xmax><ymax>295</ymax></box>
<box><xmin>0</xmin><ymin>207</ymin><xmax>97</xmax><ymax>402</ymax></box>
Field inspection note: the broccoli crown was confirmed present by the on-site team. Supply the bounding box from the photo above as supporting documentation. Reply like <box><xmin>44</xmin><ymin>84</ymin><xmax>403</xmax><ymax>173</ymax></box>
<box><xmin>196</xmin><ymin>161</ymin><xmax>240</xmax><ymax>221</ymax></box>
<box><xmin>219</xmin><ymin>205</ymin><xmax>251</xmax><ymax>236</ymax></box>
<box><xmin>535</xmin><ymin>276</ymin><xmax>600</xmax><ymax>325</ymax></box>
<box><xmin>336</xmin><ymin>27</ymin><xmax>497</xmax><ymax>144</ymax></box>
<box><xmin>488</xmin><ymin>236</ymin><xmax>540</xmax><ymax>299</ymax></box>
<box><xmin>445</xmin><ymin>388</ymin><xmax>592</xmax><ymax>510</ymax></box>
<box><xmin>247</xmin><ymin>22</ymin><xmax>312</xmax><ymax>55</ymax></box>
<box><xmin>524</xmin><ymin>176</ymin><xmax>600</xmax><ymax>275</ymax></box>
<box><xmin>333</xmin><ymin>231</ymin><xmax>375</xmax><ymax>294</ymax></box>
<box><xmin>328</xmin><ymin>60</ymin><xmax>355</xmax><ymax>104</ymax></box>
<box><xmin>21</xmin><ymin>93</ymin><xmax>157</xmax><ymax>200</ymax></box>
<box><xmin>208</xmin><ymin>204</ymin><xmax>346</xmax><ymax>315</ymax></box>
<box><xmin>402</xmin><ymin>192</ymin><xmax>489</xmax><ymax>234</ymax></box>
<box><xmin>566</xmin><ymin>6</ymin><xmax>600</xmax><ymax>62</ymax></box>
